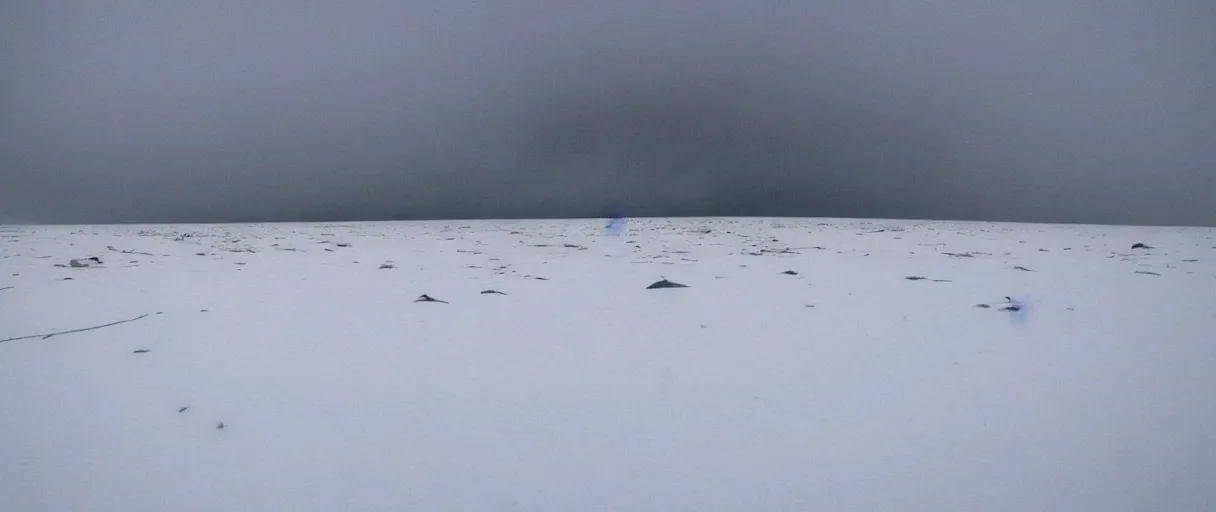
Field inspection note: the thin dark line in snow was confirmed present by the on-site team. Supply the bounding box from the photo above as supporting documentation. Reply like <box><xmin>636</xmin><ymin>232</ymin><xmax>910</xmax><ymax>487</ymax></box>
<box><xmin>0</xmin><ymin>312</ymin><xmax>163</xmax><ymax>344</ymax></box>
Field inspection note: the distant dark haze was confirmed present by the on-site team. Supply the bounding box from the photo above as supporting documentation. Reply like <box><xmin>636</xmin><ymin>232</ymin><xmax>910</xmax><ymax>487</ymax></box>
<box><xmin>2</xmin><ymin>1</ymin><xmax>1213</xmax><ymax>225</ymax></box>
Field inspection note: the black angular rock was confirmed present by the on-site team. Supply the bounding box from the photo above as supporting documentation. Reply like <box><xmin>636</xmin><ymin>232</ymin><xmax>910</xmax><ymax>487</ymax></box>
<box><xmin>415</xmin><ymin>294</ymin><xmax>449</xmax><ymax>303</ymax></box>
<box><xmin>646</xmin><ymin>279</ymin><xmax>688</xmax><ymax>289</ymax></box>
<box><xmin>780</xmin><ymin>270</ymin><xmax>799</xmax><ymax>275</ymax></box>
<box><xmin>1131</xmin><ymin>242</ymin><xmax>1153</xmax><ymax>249</ymax></box>
<box><xmin>178</xmin><ymin>406</ymin><xmax>190</xmax><ymax>413</ymax></box>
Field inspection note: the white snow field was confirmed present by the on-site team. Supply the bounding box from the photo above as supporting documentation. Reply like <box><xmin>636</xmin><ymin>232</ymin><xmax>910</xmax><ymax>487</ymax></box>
<box><xmin>1</xmin><ymin>217</ymin><xmax>1214</xmax><ymax>511</ymax></box>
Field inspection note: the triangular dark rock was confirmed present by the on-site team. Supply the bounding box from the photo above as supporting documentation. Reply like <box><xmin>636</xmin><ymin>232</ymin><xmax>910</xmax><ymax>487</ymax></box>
<box><xmin>780</xmin><ymin>270</ymin><xmax>799</xmax><ymax>275</ymax></box>
<box><xmin>1131</xmin><ymin>242</ymin><xmax>1153</xmax><ymax>249</ymax></box>
<box><xmin>646</xmin><ymin>279</ymin><xmax>688</xmax><ymax>289</ymax></box>
<box><xmin>415</xmin><ymin>294</ymin><xmax>449</xmax><ymax>303</ymax></box>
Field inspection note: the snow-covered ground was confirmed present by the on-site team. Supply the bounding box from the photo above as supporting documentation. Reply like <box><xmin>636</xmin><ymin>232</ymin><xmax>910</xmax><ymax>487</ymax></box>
<box><xmin>2</xmin><ymin>217</ymin><xmax>1214</xmax><ymax>511</ymax></box>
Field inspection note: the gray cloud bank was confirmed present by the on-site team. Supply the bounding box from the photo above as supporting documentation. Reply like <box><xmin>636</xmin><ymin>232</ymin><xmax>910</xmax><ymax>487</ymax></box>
<box><xmin>2</xmin><ymin>1</ymin><xmax>1213</xmax><ymax>225</ymax></box>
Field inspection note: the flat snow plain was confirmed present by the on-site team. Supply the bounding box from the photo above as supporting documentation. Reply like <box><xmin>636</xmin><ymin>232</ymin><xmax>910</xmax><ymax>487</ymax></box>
<box><xmin>2</xmin><ymin>218</ymin><xmax>1214</xmax><ymax>511</ymax></box>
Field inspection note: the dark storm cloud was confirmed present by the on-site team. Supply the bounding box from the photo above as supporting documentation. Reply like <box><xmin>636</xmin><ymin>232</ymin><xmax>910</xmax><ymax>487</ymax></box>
<box><xmin>1</xmin><ymin>1</ymin><xmax>1213</xmax><ymax>225</ymax></box>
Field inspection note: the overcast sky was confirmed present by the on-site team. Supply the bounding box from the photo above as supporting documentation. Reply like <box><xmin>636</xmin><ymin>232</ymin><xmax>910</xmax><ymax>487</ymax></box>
<box><xmin>2</xmin><ymin>1</ymin><xmax>1213</xmax><ymax>225</ymax></box>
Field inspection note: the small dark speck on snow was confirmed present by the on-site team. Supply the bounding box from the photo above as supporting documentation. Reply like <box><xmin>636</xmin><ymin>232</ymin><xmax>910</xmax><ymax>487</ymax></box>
<box><xmin>1135</xmin><ymin>270</ymin><xmax>1161</xmax><ymax>276</ymax></box>
<box><xmin>178</xmin><ymin>406</ymin><xmax>190</xmax><ymax>413</ymax></box>
<box><xmin>780</xmin><ymin>270</ymin><xmax>799</xmax><ymax>275</ymax></box>
<box><xmin>132</xmin><ymin>349</ymin><xmax>150</xmax><ymax>354</ymax></box>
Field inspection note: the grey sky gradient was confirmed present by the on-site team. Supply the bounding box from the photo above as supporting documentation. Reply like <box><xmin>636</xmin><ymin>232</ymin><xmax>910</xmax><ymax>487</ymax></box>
<box><xmin>2</xmin><ymin>1</ymin><xmax>1213</xmax><ymax>225</ymax></box>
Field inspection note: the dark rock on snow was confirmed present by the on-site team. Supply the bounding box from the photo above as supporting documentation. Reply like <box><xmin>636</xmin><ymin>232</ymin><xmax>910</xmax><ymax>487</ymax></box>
<box><xmin>647</xmin><ymin>279</ymin><xmax>688</xmax><ymax>289</ymax></box>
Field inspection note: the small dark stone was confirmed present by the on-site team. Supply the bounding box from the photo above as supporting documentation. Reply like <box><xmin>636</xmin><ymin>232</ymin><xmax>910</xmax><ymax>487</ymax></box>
<box><xmin>216</xmin><ymin>422</ymin><xmax>225</xmax><ymax>430</ymax></box>
<box><xmin>132</xmin><ymin>349</ymin><xmax>150</xmax><ymax>354</ymax></box>
<box><xmin>415</xmin><ymin>294</ymin><xmax>449</xmax><ymax>303</ymax></box>
<box><xmin>974</xmin><ymin>304</ymin><xmax>991</xmax><ymax>308</ymax></box>
<box><xmin>646</xmin><ymin>279</ymin><xmax>688</xmax><ymax>289</ymax></box>
<box><xmin>780</xmin><ymin>270</ymin><xmax>799</xmax><ymax>275</ymax></box>
<box><xmin>1001</xmin><ymin>305</ymin><xmax>1022</xmax><ymax>312</ymax></box>
<box><xmin>1135</xmin><ymin>270</ymin><xmax>1161</xmax><ymax>276</ymax></box>
<box><xmin>905</xmin><ymin>276</ymin><xmax>927</xmax><ymax>281</ymax></box>
<box><xmin>178</xmin><ymin>406</ymin><xmax>190</xmax><ymax>413</ymax></box>
<box><xmin>378</xmin><ymin>263</ymin><xmax>395</xmax><ymax>269</ymax></box>
<box><xmin>336</xmin><ymin>243</ymin><xmax>351</xmax><ymax>248</ymax></box>
<box><xmin>1013</xmin><ymin>266</ymin><xmax>1033</xmax><ymax>272</ymax></box>
<box><xmin>481</xmin><ymin>289</ymin><xmax>507</xmax><ymax>295</ymax></box>
<box><xmin>1131</xmin><ymin>243</ymin><xmax>1153</xmax><ymax>249</ymax></box>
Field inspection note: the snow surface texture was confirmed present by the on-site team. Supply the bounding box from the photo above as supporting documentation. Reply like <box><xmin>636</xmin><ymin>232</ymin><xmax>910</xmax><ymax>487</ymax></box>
<box><xmin>1</xmin><ymin>218</ymin><xmax>1214</xmax><ymax>511</ymax></box>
